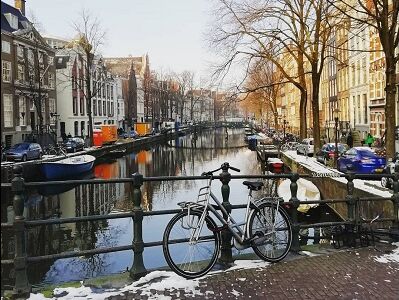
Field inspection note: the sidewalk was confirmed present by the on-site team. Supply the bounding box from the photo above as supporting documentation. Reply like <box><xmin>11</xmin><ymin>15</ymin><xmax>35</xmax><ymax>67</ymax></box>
<box><xmin>105</xmin><ymin>246</ymin><xmax>399</xmax><ymax>300</ymax></box>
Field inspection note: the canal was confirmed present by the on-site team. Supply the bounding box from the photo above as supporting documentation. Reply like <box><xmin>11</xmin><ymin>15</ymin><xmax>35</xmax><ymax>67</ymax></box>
<box><xmin>1</xmin><ymin>128</ymin><xmax>339</xmax><ymax>288</ymax></box>
<box><xmin>1</xmin><ymin>128</ymin><xmax>263</xmax><ymax>286</ymax></box>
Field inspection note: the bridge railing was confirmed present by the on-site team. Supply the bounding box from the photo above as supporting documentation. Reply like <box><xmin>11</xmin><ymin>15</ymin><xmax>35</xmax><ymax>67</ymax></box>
<box><xmin>1</xmin><ymin>165</ymin><xmax>398</xmax><ymax>298</ymax></box>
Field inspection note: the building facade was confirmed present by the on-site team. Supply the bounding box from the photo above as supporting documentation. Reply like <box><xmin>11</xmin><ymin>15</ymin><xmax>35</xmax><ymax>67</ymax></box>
<box><xmin>1</xmin><ymin>0</ymin><xmax>56</xmax><ymax>147</ymax></box>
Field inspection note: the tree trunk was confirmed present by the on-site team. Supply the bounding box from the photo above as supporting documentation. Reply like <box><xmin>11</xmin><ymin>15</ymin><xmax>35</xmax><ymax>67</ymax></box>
<box><xmin>86</xmin><ymin>52</ymin><xmax>94</xmax><ymax>147</ymax></box>
<box><xmin>385</xmin><ymin>57</ymin><xmax>397</xmax><ymax>158</ymax></box>
<box><xmin>312</xmin><ymin>69</ymin><xmax>322</xmax><ymax>155</ymax></box>
<box><xmin>299</xmin><ymin>90</ymin><xmax>307</xmax><ymax>139</ymax></box>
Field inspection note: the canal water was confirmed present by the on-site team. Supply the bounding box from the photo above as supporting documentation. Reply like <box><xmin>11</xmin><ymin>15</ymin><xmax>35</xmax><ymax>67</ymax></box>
<box><xmin>1</xmin><ymin>128</ymin><xmax>339</xmax><ymax>288</ymax></box>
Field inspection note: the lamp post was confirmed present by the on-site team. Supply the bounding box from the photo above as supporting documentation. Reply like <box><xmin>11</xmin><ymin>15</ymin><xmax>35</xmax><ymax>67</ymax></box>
<box><xmin>333</xmin><ymin>108</ymin><xmax>340</xmax><ymax>168</ymax></box>
<box><xmin>283</xmin><ymin>119</ymin><xmax>287</xmax><ymax>142</ymax></box>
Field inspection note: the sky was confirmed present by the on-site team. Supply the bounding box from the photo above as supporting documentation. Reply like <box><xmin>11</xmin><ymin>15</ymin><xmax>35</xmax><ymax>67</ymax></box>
<box><xmin>4</xmin><ymin>0</ymin><xmax>222</xmax><ymax>83</ymax></box>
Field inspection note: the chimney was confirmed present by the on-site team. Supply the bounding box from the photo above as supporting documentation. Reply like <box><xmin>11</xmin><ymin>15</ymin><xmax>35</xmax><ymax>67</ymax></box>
<box><xmin>15</xmin><ymin>0</ymin><xmax>26</xmax><ymax>16</ymax></box>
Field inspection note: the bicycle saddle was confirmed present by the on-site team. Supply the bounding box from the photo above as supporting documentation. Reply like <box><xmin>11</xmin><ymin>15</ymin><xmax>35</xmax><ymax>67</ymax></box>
<box><xmin>242</xmin><ymin>181</ymin><xmax>264</xmax><ymax>191</ymax></box>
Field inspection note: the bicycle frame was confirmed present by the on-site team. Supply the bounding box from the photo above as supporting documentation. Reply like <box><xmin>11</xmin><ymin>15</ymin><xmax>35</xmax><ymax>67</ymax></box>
<box><xmin>186</xmin><ymin>176</ymin><xmax>281</xmax><ymax>246</ymax></box>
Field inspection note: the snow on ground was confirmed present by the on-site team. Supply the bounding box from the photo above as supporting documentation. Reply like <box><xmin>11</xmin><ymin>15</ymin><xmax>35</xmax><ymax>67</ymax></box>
<box><xmin>283</xmin><ymin>151</ymin><xmax>392</xmax><ymax>198</ymax></box>
<box><xmin>374</xmin><ymin>242</ymin><xmax>399</xmax><ymax>264</ymax></box>
<box><xmin>27</xmin><ymin>260</ymin><xmax>271</xmax><ymax>300</ymax></box>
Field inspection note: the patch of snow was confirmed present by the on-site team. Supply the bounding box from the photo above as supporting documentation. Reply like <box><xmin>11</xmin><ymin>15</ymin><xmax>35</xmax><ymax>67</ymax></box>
<box><xmin>300</xmin><ymin>251</ymin><xmax>319</xmax><ymax>257</ymax></box>
<box><xmin>28</xmin><ymin>259</ymin><xmax>273</xmax><ymax>300</ymax></box>
<box><xmin>283</xmin><ymin>151</ymin><xmax>392</xmax><ymax>198</ymax></box>
<box><xmin>374</xmin><ymin>242</ymin><xmax>399</xmax><ymax>264</ymax></box>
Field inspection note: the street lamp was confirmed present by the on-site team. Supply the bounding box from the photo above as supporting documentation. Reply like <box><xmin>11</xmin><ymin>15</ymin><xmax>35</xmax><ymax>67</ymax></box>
<box><xmin>283</xmin><ymin>119</ymin><xmax>287</xmax><ymax>142</ymax></box>
<box><xmin>333</xmin><ymin>108</ymin><xmax>340</xmax><ymax>168</ymax></box>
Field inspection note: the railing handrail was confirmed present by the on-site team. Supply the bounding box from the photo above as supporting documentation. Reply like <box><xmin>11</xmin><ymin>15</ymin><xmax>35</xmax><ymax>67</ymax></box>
<box><xmin>1</xmin><ymin>172</ymin><xmax>396</xmax><ymax>188</ymax></box>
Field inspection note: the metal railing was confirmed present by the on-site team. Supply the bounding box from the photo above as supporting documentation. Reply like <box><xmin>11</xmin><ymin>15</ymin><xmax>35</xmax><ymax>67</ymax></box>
<box><xmin>1</xmin><ymin>165</ymin><xmax>398</xmax><ymax>298</ymax></box>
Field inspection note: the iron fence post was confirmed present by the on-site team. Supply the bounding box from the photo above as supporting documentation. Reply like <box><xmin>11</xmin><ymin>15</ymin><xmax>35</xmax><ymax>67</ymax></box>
<box><xmin>392</xmin><ymin>171</ymin><xmax>399</xmax><ymax>229</ymax></box>
<box><xmin>345</xmin><ymin>166</ymin><xmax>356</xmax><ymax>222</ymax></box>
<box><xmin>289</xmin><ymin>173</ymin><xmax>300</xmax><ymax>252</ymax></box>
<box><xmin>129</xmin><ymin>172</ymin><xmax>147</xmax><ymax>280</ymax></box>
<box><xmin>219</xmin><ymin>164</ymin><xmax>233</xmax><ymax>265</ymax></box>
<box><xmin>11</xmin><ymin>165</ymin><xmax>31</xmax><ymax>298</ymax></box>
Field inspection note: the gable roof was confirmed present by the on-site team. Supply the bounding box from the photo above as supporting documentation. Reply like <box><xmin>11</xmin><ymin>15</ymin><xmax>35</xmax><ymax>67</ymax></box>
<box><xmin>1</xmin><ymin>1</ymin><xmax>29</xmax><ymax>33</ymax></box>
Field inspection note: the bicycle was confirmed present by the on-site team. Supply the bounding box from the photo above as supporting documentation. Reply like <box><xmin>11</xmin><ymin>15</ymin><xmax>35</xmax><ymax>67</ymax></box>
<box><xmin>162</xmin><ymin>162</ymin><xmax>292</xmax><ymax>279</ymax></box>
<box><xmin>44</xmin><ymin>144</ymin><xmax>67</xmax><ymax>156</ymax></box>
<box><xmin>280</xmin><ymin>142</ymin><xmax>299</xmax><ymax>152</ymax></box>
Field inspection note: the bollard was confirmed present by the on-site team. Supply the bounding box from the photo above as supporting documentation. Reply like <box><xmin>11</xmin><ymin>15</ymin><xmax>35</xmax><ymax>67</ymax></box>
<box><xmin>129</xmin><ymin>172</ymin><xmax>147</xmax><ymax>280</ymax></box>
<box><xmin>289</xmin><ymin>173</ymin><xmax>300</xmax><ymax>252</ymax></box>
<box><xmin>218</xmin><ymin>163</ymin><xmax>233</xmax><ymax>265</ymax></box>
<box><xmin>392</xmin><ymin>171</ymin><xmax>399</xmax><ymax>229</ymax></box>
<box><xmin>11</xmin><ymin>165</ymin><xmax>31</xmax><ymax>298</ymax></box>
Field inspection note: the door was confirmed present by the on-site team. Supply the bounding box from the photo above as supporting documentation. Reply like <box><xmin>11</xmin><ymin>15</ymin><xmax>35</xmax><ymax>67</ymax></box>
<box><xmin>60</xmin><ymin>122</ymin><xmax>66</xmax><ymax>140</ymax></box>
<box><xmin>30</xmin><ymin>112</ymin><xmax>36</xmax><ymax>130</ymax></box>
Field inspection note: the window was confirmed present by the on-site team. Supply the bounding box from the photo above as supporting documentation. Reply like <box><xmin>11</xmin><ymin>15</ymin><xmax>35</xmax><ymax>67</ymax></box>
<box><xmin>363</xmin><ymin>94</ymin><xmax>368</xmax><ymax>124</ymax></box>
<box><xmin>41</xmin><ymin>99</ymin><xmax>46</xmax><ymax>113</ymax></box>
<box><xmin>107</xmin><ymin>101</ymin><xmax>110</xmax><ymax>116</ymax></box>
<box><xmin>111</xmin><ymin>102</ymin><xmax>114</xmax><ymax>116</ymax></box>
<box><xmin>103</xmin><ymin>101</ymin><xmax>106</xmax><ymax>116</ymax></box>
<box><xmin>357</xmin><ymin>95</ymin><xmax>361</xmax><ymax>124</ymax></box>
<box><xmin>3</xmin><ymin>94</ymin><xmax>13</xmax><ymax>127</ymax></box>
<box><xmin>98</xmin><ymin>99</ymin><xmax>102</xmax><ymax>116</ymax></box>
<box><xmin>73</xmin><ymin>97</ymin><xmax>78</xmax><ymax>115</ymax></box>
<box><xmin>19</xmin><ymin>96</ymin><xmax>26</xmax><ymax>126</ymax></box>
<box><xmin>5</xmin><ymin>13</ymin><xmax>18</xmax><ymax>29</ymax></box>
<box><xmin>111</xmin><ymin>85</ymin><xmax>114</xmax><ymax>99</ymax></box>
<box><xmin>38</xmin><ymin>52</ymin><xmax>44</xmax><ymax>64</ymax></box>
<box><xmin>362</xmin><ymin>57</ymin><xmax>366</xmax><ymax>84</ymax></box>
<box><xmin>102</xmin><ymin>83</ymin><xmax>105</xmax><ymax>98</ymax></box>
<box><xmin>80</xmin><ymin>98</ymin><xmax>85</xmax><ymax>115</ymax></box>
<box><xmin>48</xmin><ymin>73</ymin><xmax>54</xmax><ymax>89</ymax></box>
<box><xmin>17</xmin><ymin>64</ymin><xmax>25</xmax><ymax>81</ymax></box>
<box><xmin>106</xmin><ymin>84</ymin><xmax>110</xmax><ymax>99</ymax></box>
<box><xmin>17</xmin><ymin>45</ymin><xmax>24</xmax><ymax>58</ymax></box>
<box><xmin>93</xmin><ymin>99</ymin><xmax>97</xmax><ymax>116</ymax></box>
<box><xmin>2</xmin><ymin>40</ymin><xmax>11</xmax><ymax>53</ymax></box>
<box><xmin>2</xmin><ymin>61</ymin><xmax>11</xmax><ymax>82</ymax></box>
<box><xmin>28</xmin><ymin>49</ymin><xmax>34</xmax><ymax>64</ymax></box>
<box><xmin>74</xmin><ymin>121</ymin><xmax>79</xmax><ymax>136</ymax></box>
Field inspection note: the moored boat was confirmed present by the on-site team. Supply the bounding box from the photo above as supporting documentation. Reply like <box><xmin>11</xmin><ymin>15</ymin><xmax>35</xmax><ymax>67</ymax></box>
<box><xmin>277</xmin><ymin>178</ymin><xmax>320</xmax><ymax>213</ymax></box>
<box><xmin>41</xmin><ymin>154</ymin><xmax>96</xmax><ymax>180</ymax></box>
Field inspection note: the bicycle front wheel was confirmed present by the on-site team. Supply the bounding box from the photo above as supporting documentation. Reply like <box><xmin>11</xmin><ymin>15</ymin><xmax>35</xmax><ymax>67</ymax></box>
<box><xmin>248</xmin><ymin>202</ymin><xmax>292</xmax><ymax>262</ymax></box>
<box><xmin>163</xmin><ymin>210</ymin><xmax>221</xmax><ymax>279</ymax></box>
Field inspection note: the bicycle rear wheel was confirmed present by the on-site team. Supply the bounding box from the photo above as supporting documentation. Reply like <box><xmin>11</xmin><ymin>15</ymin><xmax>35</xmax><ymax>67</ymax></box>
<box><xmin>248</xmin><ymin>202</ymin><xmax>292</xmax><ymax>262</ymax></box>
<box><xmin>163</xmin><ymin>210</ymin><xmax>221</xmax><ymax>279</ymax></box>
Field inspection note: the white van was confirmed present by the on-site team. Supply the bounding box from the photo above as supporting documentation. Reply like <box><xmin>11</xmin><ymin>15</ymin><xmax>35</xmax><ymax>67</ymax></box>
<box><xmin>297</xmin><ymin>138</ymin><xmax>314</xmax><ymax>156</ymax></box>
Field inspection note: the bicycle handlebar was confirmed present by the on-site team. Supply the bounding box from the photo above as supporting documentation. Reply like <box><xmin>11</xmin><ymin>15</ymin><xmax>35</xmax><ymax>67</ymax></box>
<box><xmin>201</xmin><ymin>162</ymin><xmax>241</xmax><ymax>176</ymax></box>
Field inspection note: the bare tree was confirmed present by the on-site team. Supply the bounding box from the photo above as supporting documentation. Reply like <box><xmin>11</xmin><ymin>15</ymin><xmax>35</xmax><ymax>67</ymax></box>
<box><xmin>71</xmin><ymin>10</ymin><xmax>106</xmax><ymax>146</ymax></box>
<box><xmin>331</xmin><ymin>0</ymin><xmax>398</xmax><ymax>158</ymax></box>
<box><xmin>209</xmin><ymin>0</ymin><xmax>335</xmax><ymax>153</ymax></box>
<box><xmin>243</xmin><ymin>58</ymin><xmax>283</xmax><ymax>131</ymax></box>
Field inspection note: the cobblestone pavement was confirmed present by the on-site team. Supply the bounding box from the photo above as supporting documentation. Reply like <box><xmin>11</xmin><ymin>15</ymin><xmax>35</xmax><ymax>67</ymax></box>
<box><xmin>106</xmin><ymin>247</ymin><xmax>399</xmax><ymax>300</ymax></box>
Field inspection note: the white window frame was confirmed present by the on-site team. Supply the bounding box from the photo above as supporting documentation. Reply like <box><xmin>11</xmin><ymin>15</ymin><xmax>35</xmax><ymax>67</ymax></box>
<box><xmin>2</xmin><ymin>60</ymin><xmax>12</xmax><ymax>82</ymax></box>
<box><xmin>48</xmin><ymin>72</ymin><xmax>54</xmax><ymax>89</ymax></box>
<box><xmin>2</xmin><ymin>40</ymin><xmax>11</xmax><ymax>53</ymax></box>
<box><xmin>3</xmin><ymin>94</ymin><xmax>13</xmax><ymax>128</ymax></box>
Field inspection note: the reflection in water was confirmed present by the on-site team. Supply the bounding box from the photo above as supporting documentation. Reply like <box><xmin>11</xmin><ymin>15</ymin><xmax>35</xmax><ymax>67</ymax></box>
<box><xmin>1</xmin><ymin>128</ymin><xmax>281</xmax><ymax>286</ymax></box>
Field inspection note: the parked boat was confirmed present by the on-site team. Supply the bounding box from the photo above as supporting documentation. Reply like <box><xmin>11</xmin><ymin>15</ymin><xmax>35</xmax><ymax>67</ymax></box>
<box><xmin>277</xmin><ymin>178</ymin><xmax>320</xmax><ymax>213</ymax></box>
<box><xmin>41</xmin><ymin>154</ymin><xmax>96</xmax><ymax>180</ymax></box>
<box><xmin>267</xmin><ymin>157</ymin><xmax>284</xmax><ymax>173</ymax></box>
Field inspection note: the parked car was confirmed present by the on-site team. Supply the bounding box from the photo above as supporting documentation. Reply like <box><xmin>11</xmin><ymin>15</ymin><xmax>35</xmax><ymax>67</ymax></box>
<box><xmin>296</xmin><ymin>138</ymin><xmax>314</xmax><ymax>156</ymax></box>
<box><xmin>122</xmin><ymin>130</ymin><xmax>139</xmax><ymax>139</ymax></box>
<box><xmin>4</xmin><ymin>142</ymin><xmax>42</xmax><ymax>162</ymax></box>
<box><xmin>337</xmin><ymin>147</ymin><xmax>386</xmax><ymax>174</ymax></box>
<box><xmin>63</xmin><ymin>137</ymin><xmax>85</xmax><ymax>153</ymax></box>
<box><xmin>381</xmin><ymin>152</ymin><xmax>399</xmax><ymax>189</ymax></box>
<box><xmin>316</xmin><ymin>143</ymin><xmax>349</xmax><ymax>165</ymax></box>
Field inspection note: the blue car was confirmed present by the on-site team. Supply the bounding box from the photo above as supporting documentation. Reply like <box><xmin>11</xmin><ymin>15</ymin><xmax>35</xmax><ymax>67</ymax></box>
<box><xmin>337</xmin><ymin>147</ymin><xmax>386</xmax><ymax>174</ymax></box>
<box><xmin>4</xmin><ymin>142</ymin><xmax>43</xmax><ymax>162</ymax></box>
